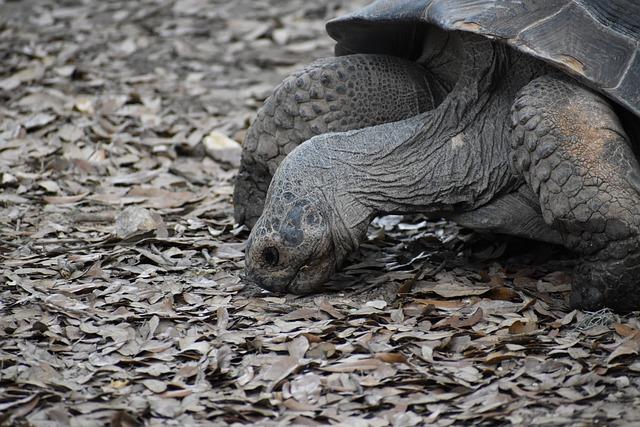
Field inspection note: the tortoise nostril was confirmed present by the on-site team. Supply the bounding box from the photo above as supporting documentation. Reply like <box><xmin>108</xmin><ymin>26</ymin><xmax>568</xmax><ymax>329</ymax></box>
<box><xmin>262</xmin><ymin>246</ymin><xmax>280</xmax><ymax>266</ymax></box>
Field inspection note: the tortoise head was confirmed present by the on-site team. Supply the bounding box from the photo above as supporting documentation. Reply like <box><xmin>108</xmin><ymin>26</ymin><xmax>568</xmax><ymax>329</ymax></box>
<box><xmin>243</xmin><ymin>184</ymin><xmax>336</xmax><ymax>294</ymax></box>
<box><xmin>242</xmin><ymin>132</ymin><xmax>373</xmax><ymax>294</ymax></box>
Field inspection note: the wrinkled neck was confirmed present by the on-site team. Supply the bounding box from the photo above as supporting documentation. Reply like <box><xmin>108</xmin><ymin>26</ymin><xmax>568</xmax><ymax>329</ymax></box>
<box><xmin>323</xmin><ymin>35</ymin><xmax>502</xmax><ymax>211</ymax></box>
<box><xmin>268</xmin><ymin>35</ymin><xmax>503</xmax><ymax>258</ymax></box>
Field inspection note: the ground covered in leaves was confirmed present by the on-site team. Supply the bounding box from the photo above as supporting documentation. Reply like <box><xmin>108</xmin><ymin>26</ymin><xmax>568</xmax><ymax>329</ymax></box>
<box><xmin>1</xmin><ymin>0</ymin><xmax>640</xmax><ymax>426</ymax></box>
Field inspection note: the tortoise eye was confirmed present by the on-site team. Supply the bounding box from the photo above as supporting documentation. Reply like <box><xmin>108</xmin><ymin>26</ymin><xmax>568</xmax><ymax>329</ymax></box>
<box><xmin>262</xmin><ymin>246</ymin><xmax>280</xmax><ymax>266</ymax></box>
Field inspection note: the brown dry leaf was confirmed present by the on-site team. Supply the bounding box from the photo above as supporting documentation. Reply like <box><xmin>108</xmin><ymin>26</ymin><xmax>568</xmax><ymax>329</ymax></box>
<box><xmin>316</xmin><ymin>300</ymin><xmax>345</xmax><ymax>319</ymax></box>
<box><xmin>262</xmin><ymin>356</ymin><xmax>300</xmax><ymax>390</ymax></box>
<box><xmin>24</xmin><ymin>113</ymin><xmax>56</xmax><ymax>130</ymax></box>
<box><xmin>445</xmin><ymin>308</ymin><xmax>484</xmax><ymax>329</ymax></box>
<box><xmin>0</xmin><ymin>63</ymin><xmax>45</xmax><ymax>90</ymax></box>
<box><xmin>607</xmin><ymin>333</ymin><xmax>640</xmax><ymax>363</ymax></box>
<box><xmin>282</xmin><ymin>399</ymin><xmax>318</xmax><ymax>411</ymax></box>
<box><xmin>321</xmin><ymin>358</ymin><xmax>384</xmax><ymax>373</ymax></box>
<box><xmin>414</xmin><ymin>298</ymin><xmax>465</xmax><ymax>309</ymax></box>
<box><xmin>127</xmin><ymin>187</ymin><xmax>201</xmax><ymax>209</ymax></box>
<box><xmin>550</xmin><ymin>310</ymin><xmax>577</xmax><ymax>329</ymax></box>
<box><xmin>509</xmin><ymin>320</ymin><xmax>538</xmax><ymax>334</ymax></box>
<box><xmin>43</xmin><ymin>192</ymin><xmax>90</xmax><ymax>204</ymax></box>
<box><xmin>58</xmin><ymin>124</ymin><xmax>85</xmax><ymax>142</ymax></box>
<box><xmin>214</xmin><ymin>242</ymin><xmax>245</xmax><ymax>259</ymax></box>
<box><xmin>614</xmin><ymin>323</ymin><xmax>639</xmax><ymax>338</ymax></box>
<box><xmin>375</xmin><ymin>352</ymin><xmax>408</xmax><ymax>364</ymax></box>
<box><xmin>432</xmin><ymin>283</ymin><xmax>491</xmax><ymax>298</ymax></box>
<box><xmin>486</xmin><ymin>286</ymin><xmax>519</xmax><ymax>301</ymax></box>
<box><xmin>484</xmin><ymin>351</ymin><xmax>521</xmax><ymax>364</ymax></box>
<box><xmin>287</xmin><ymin>335</ymin><xmax>310</xmax><ymax>360</ymax></box>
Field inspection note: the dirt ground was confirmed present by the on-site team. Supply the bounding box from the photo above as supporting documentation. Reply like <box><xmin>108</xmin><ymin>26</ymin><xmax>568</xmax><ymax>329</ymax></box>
<box><xmin>1</xmin><ymin>1</ymin><xmax>640</xmax><ymax>426</ymax></box>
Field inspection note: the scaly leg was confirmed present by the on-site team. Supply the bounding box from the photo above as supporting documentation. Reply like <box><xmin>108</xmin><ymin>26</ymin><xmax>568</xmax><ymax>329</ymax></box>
<box><xmin>511</xmin><ymin>75</ymin><xmax>640</xmax><ymax>312</ymax></box>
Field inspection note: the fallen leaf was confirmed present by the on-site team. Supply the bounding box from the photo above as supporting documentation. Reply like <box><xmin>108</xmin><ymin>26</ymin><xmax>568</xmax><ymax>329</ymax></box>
<box><xmin>432</xmin><ymin>283</ymin><xmax>491</xmax><ymax>298</ymax></box>
<box><xmin>608</xmin><ymin>333</ymin><xmax>640</xmax><ymax>363</ymax></box>
<box><xmin>43</xmin><ymin>192</ymin><xmax>89</xmax><ymax>204</ymax></box>
<box><xmin>509</xmin><ymin>320</ymin><xmax>538</xmax><ymax>335</ymax></box>
<box><xmin>614</xmin><ymin>323</ymin><xmax>638</xmax><ymax>338</ymax></box>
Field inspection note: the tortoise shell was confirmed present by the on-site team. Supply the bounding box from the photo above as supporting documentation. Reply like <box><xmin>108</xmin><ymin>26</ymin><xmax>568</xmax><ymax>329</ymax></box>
<box><xmin>327</xmin><ymin>0</ymin><xmax>640</xmax><ymax>116</ymax></box>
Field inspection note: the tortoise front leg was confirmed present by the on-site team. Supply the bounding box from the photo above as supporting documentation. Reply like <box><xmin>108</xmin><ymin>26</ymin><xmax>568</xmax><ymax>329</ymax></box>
<box><xmin>511</xmin><ymin>75</ymin><xmax>640</xmax><ymax>312</ymax></box>
<box><xmin>233</xmin><ymin>54</ymin><xmax>442</xmax><ymax>227</ymax></box>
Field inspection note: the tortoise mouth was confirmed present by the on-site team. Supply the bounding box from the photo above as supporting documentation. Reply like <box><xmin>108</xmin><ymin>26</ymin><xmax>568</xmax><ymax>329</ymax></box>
<box><xmin>242</xmin><ymin>270</ymin><xmax>290</xmax><ymax>294</ymax></box>
<box><xmin>287</xmin><ymin>265</ymin><xmax>321</xmax><ymax>294</ymax></box>
<box><xmin>243</xmin><ymin>263</ymin><xmax>327</xmax><ymax>295</ymax></box>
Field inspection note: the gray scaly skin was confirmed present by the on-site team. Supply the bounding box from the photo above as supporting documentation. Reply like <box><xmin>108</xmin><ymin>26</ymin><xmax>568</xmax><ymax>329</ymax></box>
<box><xmin>511</xmin><ymin>76</ymin><xmax>640</xmax><ymax>311</ymax></box>
<box><xmin>238</xmin><ymin>33</ymin><xmax>640</xmax><ymax>312</ymax></box>
<box><xmin>234</xmin><ymin>54</ymin><xmax>445</xmax><ymax>227</ymax></box>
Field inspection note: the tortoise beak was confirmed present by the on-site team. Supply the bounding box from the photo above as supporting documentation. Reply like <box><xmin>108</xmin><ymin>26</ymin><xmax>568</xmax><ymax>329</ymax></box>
<box><xmin>241</xmin><ymin>270</ymin><xmax>291</xmax><ymax>294</ymax></box>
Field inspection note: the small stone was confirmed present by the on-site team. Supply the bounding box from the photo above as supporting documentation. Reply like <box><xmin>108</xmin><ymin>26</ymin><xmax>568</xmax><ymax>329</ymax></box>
<box><xmin>115</xmin><ymin>206</ymin><xmax>167</xmax><ymax>239</ymax></box>
<box><xmin>203</xmin><ymin>131</ymin><xmax>241</xmax><ymax>167</ymax></box>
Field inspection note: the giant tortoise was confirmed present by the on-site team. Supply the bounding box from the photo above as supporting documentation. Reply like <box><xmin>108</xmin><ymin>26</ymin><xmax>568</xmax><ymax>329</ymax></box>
<box><xmin>233</xmin><ymin>0</ymin><xmax>640</xmax><ymax>312</ymax></box>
